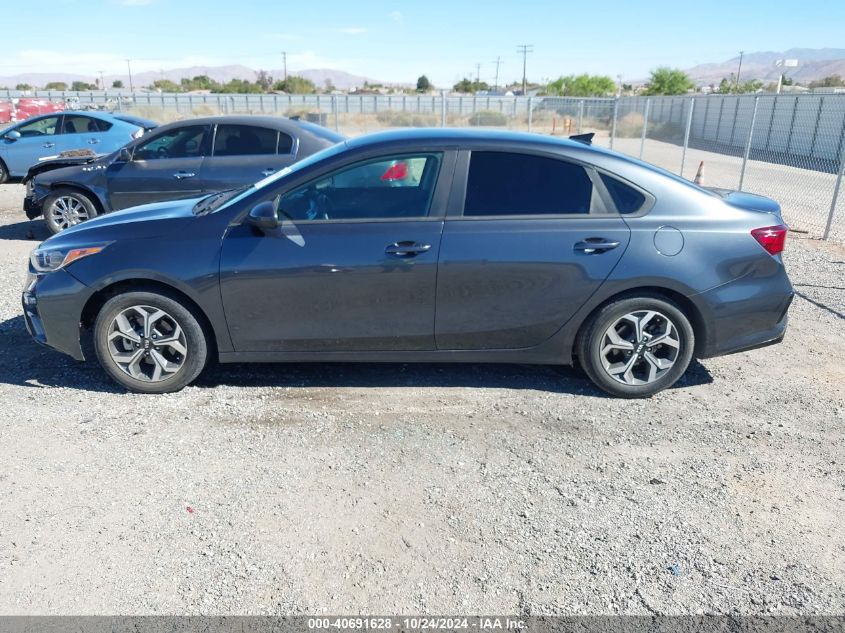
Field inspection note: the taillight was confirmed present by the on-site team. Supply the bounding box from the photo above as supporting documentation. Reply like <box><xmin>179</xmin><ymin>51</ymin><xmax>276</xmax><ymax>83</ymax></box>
<box><xmin>381</xmin><ymin>161</ymin><xmax>409</xmax><ymax>181</ymax></box>
<box><xmin>751</xmin><ymin>224</ymin><xmax>788</xmax><ymax>256</ymax></box>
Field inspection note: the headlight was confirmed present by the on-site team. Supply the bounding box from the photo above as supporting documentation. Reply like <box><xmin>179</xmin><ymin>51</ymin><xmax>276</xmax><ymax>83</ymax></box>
<box><xmin>30</xmin><ymin>244</ymin><xmax>109</xmax><ymax>273</ymax></box>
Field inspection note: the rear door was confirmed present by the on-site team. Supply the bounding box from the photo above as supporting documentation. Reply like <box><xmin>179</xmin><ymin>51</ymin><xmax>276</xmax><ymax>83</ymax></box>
<box><xmin>435</xmin><ymin>149</ymin><xmax>631</xmax><ymax>350</ymax></box>
<box><xmin>200</xmin><ymin>124</ymin><xmax>296</xmax><ymax>191</ymax></box>
<box><xmin>56</xmin><ymin>114</ymin><xmax>112</xmax><ymax>154</ymax></box>
<box><xmin>106</xmin><ymin>124</ymin><xmax>210</xmax><ymax>210</ymax></box>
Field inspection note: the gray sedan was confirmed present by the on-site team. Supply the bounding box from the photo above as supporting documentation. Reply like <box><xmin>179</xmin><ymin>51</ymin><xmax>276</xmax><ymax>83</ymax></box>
<box><xmin>22</xmin><ymin>129</ymin><xmax>793</xmax><ymax>397</ymax></box>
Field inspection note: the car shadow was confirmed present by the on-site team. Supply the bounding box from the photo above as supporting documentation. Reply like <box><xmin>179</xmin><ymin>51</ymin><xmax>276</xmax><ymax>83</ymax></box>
<box><xmin>0</xmin><ymin>219</ymin><xmax>49</xmax><ymax>241</ymax></box>
<box><xmin>0</xmin><ymin>315</ymin><xmax>713</xmax><ymax>395</ymax></box>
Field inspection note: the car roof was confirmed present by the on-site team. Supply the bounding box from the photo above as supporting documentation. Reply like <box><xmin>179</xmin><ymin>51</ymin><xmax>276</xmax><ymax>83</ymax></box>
<box><xmin>344</xmin><ymin>127</ymin><xmax>600</xmax><ymax>152</ymax></box>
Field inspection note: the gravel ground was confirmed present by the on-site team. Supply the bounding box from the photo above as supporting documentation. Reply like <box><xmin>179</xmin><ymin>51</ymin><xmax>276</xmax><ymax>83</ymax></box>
<box><xmin>0</xmin><ymin>183</ymin><xmax>843</xmax><ymax>615</ymax></box>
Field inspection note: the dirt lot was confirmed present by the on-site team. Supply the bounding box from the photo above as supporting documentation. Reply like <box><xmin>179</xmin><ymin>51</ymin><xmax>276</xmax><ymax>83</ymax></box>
<box><xmin>0</xmin><ymin>183</ymin><xmax>843</xmax><ymax>615</ymax></box>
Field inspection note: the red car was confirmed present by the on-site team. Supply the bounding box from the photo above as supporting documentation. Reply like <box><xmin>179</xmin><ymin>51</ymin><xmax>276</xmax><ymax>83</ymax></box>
<box><xmin>0</xmin><ymin>101</ymin><xmax>12</xmax><ymax>124</ymax></box>
<box><xmin>12</xmin><ymin>98</ymin><xmax>65</xmax><ymax>121</ymax></box>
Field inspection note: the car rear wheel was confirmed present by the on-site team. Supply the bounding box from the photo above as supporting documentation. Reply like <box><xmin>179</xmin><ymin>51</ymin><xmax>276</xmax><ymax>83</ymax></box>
<box><xmin>576</xmin><ymin>295</ymin><xmax>694</xmax><ymax>398</ymax></box>
<box><xmin>94</xmin><ymin>291</ymin><xmax>208</xmax><ymax>394</ymax></box>
<box><xmin>43</xmin><ymin>188</ymin><xmax>98</xmax><ymax>235</ymax></box>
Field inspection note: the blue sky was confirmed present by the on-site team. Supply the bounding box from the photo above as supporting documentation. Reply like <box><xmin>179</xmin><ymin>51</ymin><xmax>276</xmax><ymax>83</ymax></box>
<box><xmin>2</xmin><ymin>0</ymin><xmax>844</xmax><ymax>84</ymax></box>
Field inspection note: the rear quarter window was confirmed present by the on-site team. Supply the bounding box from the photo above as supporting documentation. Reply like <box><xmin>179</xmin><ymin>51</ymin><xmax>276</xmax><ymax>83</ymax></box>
<box><xmin>600</xmin><ymin>173</ymin><xmax>647</xmax><ymax>214</ymax></box>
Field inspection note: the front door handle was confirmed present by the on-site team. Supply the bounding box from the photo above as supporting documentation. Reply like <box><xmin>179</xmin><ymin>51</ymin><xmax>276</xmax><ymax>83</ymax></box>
<box><xmin>173</xmin><ymin>171</ymin><xmax>196</xmax><ymax>180</ymax></box>
<box><xmin>42</xmin><ymin>142</ymin><xmax>55</xmax><ymax>148</ymax></box>
<box><xmin>385</xmin><ymin>241</ymin><xmax>432</xmax><ymax>257</ymax></box>
<box><xmin>87</xmin><ymin>138</ymin><xmax>100</xmax><ymax>144</ymax></box>
<box><xmin>261</xmin><ymin>168</ymin><xmax>275</xmax><ymax>177</ymax></box>
<box><xmin>574</xmin><ymin>238</ymin><xmax>621</xmax><ymax>254</ymax></box>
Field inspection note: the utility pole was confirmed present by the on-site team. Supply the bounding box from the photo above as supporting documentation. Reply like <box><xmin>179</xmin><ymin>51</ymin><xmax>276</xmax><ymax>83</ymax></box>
<box><xmin>282</xmin><ymin>51</ymin><xmax>287</xmax><ymax>82</ymax></box>
<box><xmin>475</xmin><ymin>63</ymin><xmax>481</xmax><ymax>87</ymax></box>
<box><xmin>126</xmin><ymin>59</ymin><xmax>134</xmax><ymax>93</ymax></box>
<box><xmin>492</xmin><ymin>56</ymin><xmax>502</xmax><ymax>91</ymax></box>
<box><xmin>617</xmin><ymin>73</ymin><xmax>623</xmax><ymax>97</ymax></box>
<box><xmin>98</xmin><ymin>70</ymin><xmax>105</xmax><ymax>90</ymax></box>
<box><xmin>735</xmin><ymin>51</ymin><xmax>744</xmax><ymax>90</ymax></box>
<box><xmin>516</xmin><ymin>44</ymin><xmax>533</xmax><ymax>96</ymax></box>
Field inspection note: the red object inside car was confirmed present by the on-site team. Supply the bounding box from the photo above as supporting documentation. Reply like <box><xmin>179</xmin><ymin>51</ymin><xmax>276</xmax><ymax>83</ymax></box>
<box><xmin>381</xmin><ymin>161</ymin><xmax>409</xmax><ymax>181</ymax></box>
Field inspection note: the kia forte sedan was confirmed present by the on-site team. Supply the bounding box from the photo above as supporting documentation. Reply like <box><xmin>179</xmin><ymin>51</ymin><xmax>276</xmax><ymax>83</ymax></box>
<box><xmin>22</xmin><ymin>129</ymin><xmax>793</xmax><ymax>397</ymax></box>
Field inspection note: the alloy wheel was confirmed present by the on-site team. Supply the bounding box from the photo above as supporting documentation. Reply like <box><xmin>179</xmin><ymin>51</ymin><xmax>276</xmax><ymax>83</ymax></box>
<box><xmin>47</xmin><ymin>196</ymin><xmax>90</xmax><ymax>231</ymax></box>
<box><xmin>599</xmin><ymin>310</ymin><xmax>681</xmax><ymax>386</ymax></box>
<box><xmin>106</xmin><ymin>305</ymin><xmax>188</xmax><ymax>382</ymax></box>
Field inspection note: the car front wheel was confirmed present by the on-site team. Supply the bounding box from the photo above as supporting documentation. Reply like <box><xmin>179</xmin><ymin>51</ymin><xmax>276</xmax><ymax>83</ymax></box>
<box><xmin>576</xmin><ymin>295</ymin><xmax>695</xmax><ymax>398</ymax></box>
<box><xmin>93</xmin><ymin>291</ymin><xmax>208</xmax><ymax>394</ymax></box>
<box><xmin>43</xmin><ymin>188</ymin><xmax>99</xmax><ymax>235</ymax></box>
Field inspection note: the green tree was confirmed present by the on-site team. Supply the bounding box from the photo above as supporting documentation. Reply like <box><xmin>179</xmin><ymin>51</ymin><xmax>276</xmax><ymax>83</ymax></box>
<box><xmin>545</xmin><ymin>74</ymin><xmax>616</xmax><ymax>97</ymax></box>
<box><xmin>256</xmin><ymin>70</ymin><xmax>273</xmax><ymax>91</ymax></box>
<box><xmin>453</xmin><ymin>77</ymin><xmax>490</xmax><ymax>93</ymax></box>
<box><xmin>323</xmin><ymin>78</ymin><xmax>337</xmax><ymax>93</ymax></box>
<box><xmin>272</xmin><ymin>75</ymin><xmax>316</xmax><ymax>93</ymax></box>
<box><xmin>180</xmin><ymin>75</ymin><xmax>220</xmax><ymax>91</ymax></box>
<box><xmin>151</xmin><ymin>79</ymin><xmax>181</xmax><ymax>92</ymax></box>
<box><xmin>807</xmin><ymin>75</ymin><xmax>842</xmax><ymax>89</ymax></box>
<box><xmin>219</xmin><ymin>78</ymin><xmax>262</xmax><ymax>93</ymax></box>
<box><xmin>112</xmin><ymin>79</ymin><xmax>124</xmax><ymax>89</ymax></box>
<box><xmin>416</xmin><ymin>75</ymin><xmax>432</xmax><ymax>92</ymax></box>
<box><xmin>15</xmin><ymin>83</ymin><xmax>32</xmax><ymax>91</ymax></box>
<box><xmin>71</xmin><ymin>80</ymin><xmax>96</xmax><ymax>91</ymax></box>
<box><xmin>45</xmin><ymin>81</ymin><xmax>68</xmax><ymax>90</ymax></box>
<box><xmin>642</xmin><ymin>67</ymin><xmax>694</xmax><ymax>95</ymax></box>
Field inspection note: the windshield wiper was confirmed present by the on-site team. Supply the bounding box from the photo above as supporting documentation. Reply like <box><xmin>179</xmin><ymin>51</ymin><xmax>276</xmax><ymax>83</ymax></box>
<box><xmin>192</xmin><ymin>186</ymin><xmax>250</xmax><ymax>215</ymax></box>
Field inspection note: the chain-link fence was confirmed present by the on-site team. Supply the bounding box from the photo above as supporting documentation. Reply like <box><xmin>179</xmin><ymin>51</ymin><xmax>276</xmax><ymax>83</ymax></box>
<box><xmin>4</xmin><ymin>89</ymin><xmax>845</xmax><ymax>242</ymax></box>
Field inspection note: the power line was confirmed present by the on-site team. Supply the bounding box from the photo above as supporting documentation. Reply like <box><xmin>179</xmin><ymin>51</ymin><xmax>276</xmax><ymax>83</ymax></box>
<box><xmin>516</xmin><ymin>44</ymin><xmax>534</xmax><ymax>96</ymax></box>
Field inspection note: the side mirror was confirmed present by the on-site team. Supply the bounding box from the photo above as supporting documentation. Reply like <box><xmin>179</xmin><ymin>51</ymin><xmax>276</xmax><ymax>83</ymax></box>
<box><xmin>4</xmin><ymin>130</ymin><xmax>21</xmax><ymax>142</ymax></box>
<box><xmin>247</xmin><ymin>200</ymin><xmax>279</xmax><ymax>230</ymax></box>
<box><xmin>117</xmin><ymin>147</ymin><xmax>132</xmax><ymax>162</ymax></box>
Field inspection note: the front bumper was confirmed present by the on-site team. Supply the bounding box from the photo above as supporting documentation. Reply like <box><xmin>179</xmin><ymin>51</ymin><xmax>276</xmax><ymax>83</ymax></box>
<box><xmin>22</xmin><ymin>268</ymin><xmax>93</xmax><ymax>361</ymax></box>
<box><xmin>23</xmin><ymin>181</ymin><xmax>47</xmax><ymax>219</ymax></box>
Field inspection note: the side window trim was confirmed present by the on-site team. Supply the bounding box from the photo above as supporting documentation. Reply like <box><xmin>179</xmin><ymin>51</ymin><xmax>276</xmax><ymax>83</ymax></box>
<box><xmin>453</xmin><ymin>148</ymin><xmax>616</xmax><ymax>220</ymax></box>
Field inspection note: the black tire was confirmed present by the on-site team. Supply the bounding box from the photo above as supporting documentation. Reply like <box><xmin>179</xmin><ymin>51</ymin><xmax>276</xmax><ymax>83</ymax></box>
<box><xmin>576</xmin><ymin>295</ymin><xmax>695</xmax><ymax>398</ymax></box>
<box><xmin>94</xmin><ymin>290</ymin><xmax>208</xmax><ymax>394</ymax></box>
<box><xmin>42</xmin><ymin>187</ymin><xmax>99</xmax><ymax>235</ymax></box>
<box><xmin>0</xmin><ymin>159</ymin><xmax>8</xmax><ymax>184</ymax></box>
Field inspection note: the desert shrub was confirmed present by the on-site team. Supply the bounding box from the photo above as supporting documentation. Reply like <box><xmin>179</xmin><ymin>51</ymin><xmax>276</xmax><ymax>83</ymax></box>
<box><xmin>613</xmin><ymin>112</ymin><xmax>645</xmax><ymax>137</ymax></box>
<box><xmin>468</xmin><ymin>110</ymin><xmax>508</xmax><ymax>126</ymax></box>
<box><xmin>376</xmin><ymin>111</ymin><xmax>438</xmax><ymax>127</ymax></box>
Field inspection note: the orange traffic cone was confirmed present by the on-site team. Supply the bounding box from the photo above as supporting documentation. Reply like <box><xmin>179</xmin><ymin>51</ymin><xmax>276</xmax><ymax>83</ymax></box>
<box><xmin>694</xmin><ymin>161</ymin><xmax>704</xmax><ymax>185</ymax></box>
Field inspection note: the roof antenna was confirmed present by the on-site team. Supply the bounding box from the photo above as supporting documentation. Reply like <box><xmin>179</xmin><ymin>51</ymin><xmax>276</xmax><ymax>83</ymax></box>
<box><xmin>569</xmin><ymin>132</ymin><xmax>594</xmax><ymax>145</ymax></box>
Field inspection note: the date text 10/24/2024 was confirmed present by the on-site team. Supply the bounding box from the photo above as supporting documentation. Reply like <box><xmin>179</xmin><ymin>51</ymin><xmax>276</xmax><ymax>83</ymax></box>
<box><xmin>307</xmin><ymin>617</ymin><xmax>526</xmax><ymax>630</ymax></box>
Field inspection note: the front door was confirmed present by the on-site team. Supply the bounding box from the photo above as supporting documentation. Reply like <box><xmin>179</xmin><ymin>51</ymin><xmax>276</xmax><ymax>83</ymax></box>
<box><xmin>2</xmin><ymin>115</ymin><xmax>61</xmax><ymax>177</ymax></box>
<box><xmin>220</xmin><ymin>152</ymin><xmax>450</xmax><ymax>352</ymax></box>
<box><xmin>106</xmin><ymin>124</ymin><xmax>210</xmax><ymax>210</ymax></box>
<box><xmin>435</xmin><ymin>150</ymin><xmax>631</xmax><ymax>350</ymax></box>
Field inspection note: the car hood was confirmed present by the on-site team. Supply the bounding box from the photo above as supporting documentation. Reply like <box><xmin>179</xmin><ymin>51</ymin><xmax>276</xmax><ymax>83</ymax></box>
<box><xmin>44</xmin><ymin>197</ymin><xmax>203</xmax><ymax>248</ymax></box>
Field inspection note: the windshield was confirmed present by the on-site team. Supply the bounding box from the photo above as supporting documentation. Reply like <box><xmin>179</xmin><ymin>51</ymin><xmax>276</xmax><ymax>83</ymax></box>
<box><xmin>209</xmin><ymin>140</ymin><xmax>349</xmax><ymax>213</ymax></box>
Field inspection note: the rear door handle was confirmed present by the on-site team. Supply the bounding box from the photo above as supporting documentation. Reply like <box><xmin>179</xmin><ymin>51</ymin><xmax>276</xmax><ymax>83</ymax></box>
<box><xmin>385</xmin><ymin>241</ymin><xmax>432</xmax><ymax>257</ymax></box>
<box><xmin>42</xmin><ymin>142</ymin><xmax>55</xmax><ymax>148</ymax></box>
<box><xmin>87</xmin><ymin>138</ymin><xmax>100</xmax><ymax>144</ymax></box>
<box><xmin>574</xmin><ymin>238</ymin><xmax>621</xmax><ymax>254</ymax></box>
<box><xmin>173</xmin><ymin>171</ymin><xmax>196</xmax><ymax>180</ymax></box>
<box><xmin>261</xmin><ymin>168</ymin><xmax>275</xmax><ymax>177</ymax></box>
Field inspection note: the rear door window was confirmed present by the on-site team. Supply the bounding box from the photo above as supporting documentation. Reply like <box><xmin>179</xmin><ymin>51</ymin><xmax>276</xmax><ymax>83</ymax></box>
<box><xmin>463</xmin><ymin>151</ymin><xmax>597</xmax><ymax>216</ymax></box>
<box><xmin>213</xmin><ymin>125</ymin><xmax>278</xmax><ymax>156</ymax></box>
<box><xmin>61</xmin><ymin>115</ymin><xmax>112</xmax><ymax>134</ymax></box>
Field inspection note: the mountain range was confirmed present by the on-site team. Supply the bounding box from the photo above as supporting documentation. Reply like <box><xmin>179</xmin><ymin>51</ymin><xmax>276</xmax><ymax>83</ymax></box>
<box><xmin>0</xmin><ymin>65</ymin><xmax>383</xmax><ymax>91</ymax></box>
<box><xmin>685</xmin><ymin>48</ymin><xmax>845</xmax><ymax>85</ymax></box>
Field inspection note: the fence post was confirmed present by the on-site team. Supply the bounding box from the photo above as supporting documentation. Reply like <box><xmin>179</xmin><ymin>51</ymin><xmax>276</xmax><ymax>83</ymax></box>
<box><xmin>527</xmin><ymin>97</ymin><xmax>533</xmax><ymax>133</ymax></box>
<box><xmin>609</xmin><ymin>98</ymin><xmax>619</xmax><ymax>149</ymax></box>
<box><xmin>739</xmin><ymin>96</ymin><xmax>760</xmax><ymax>191</ymax></box>
<box><xmin>440</xmin><ymin>91</ymin><xmax>447</xmax><ymax>127</ymax></box>
<box><xmin>333</xmin><ymin>95</ymin><xmax>339</xmax><ymax>133</ymax></box>
<box><xmin>578</xmin><ymin>100</ymin><xmax>584</xmax><ymax>134</ymax></box>
<box><xmin>823</xmin><ymin>143</ymin><xmax>845</xmax><ymax>240</ymax></box>
<box><xmin>639</xmin><ymin>98</ymin><xmax>651</xmax><ymax>159</ymax></box>
<box><xmin>679</xmin><ymin>98</ymin><xmax>695</xmax><ymax>177</ymax></box>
